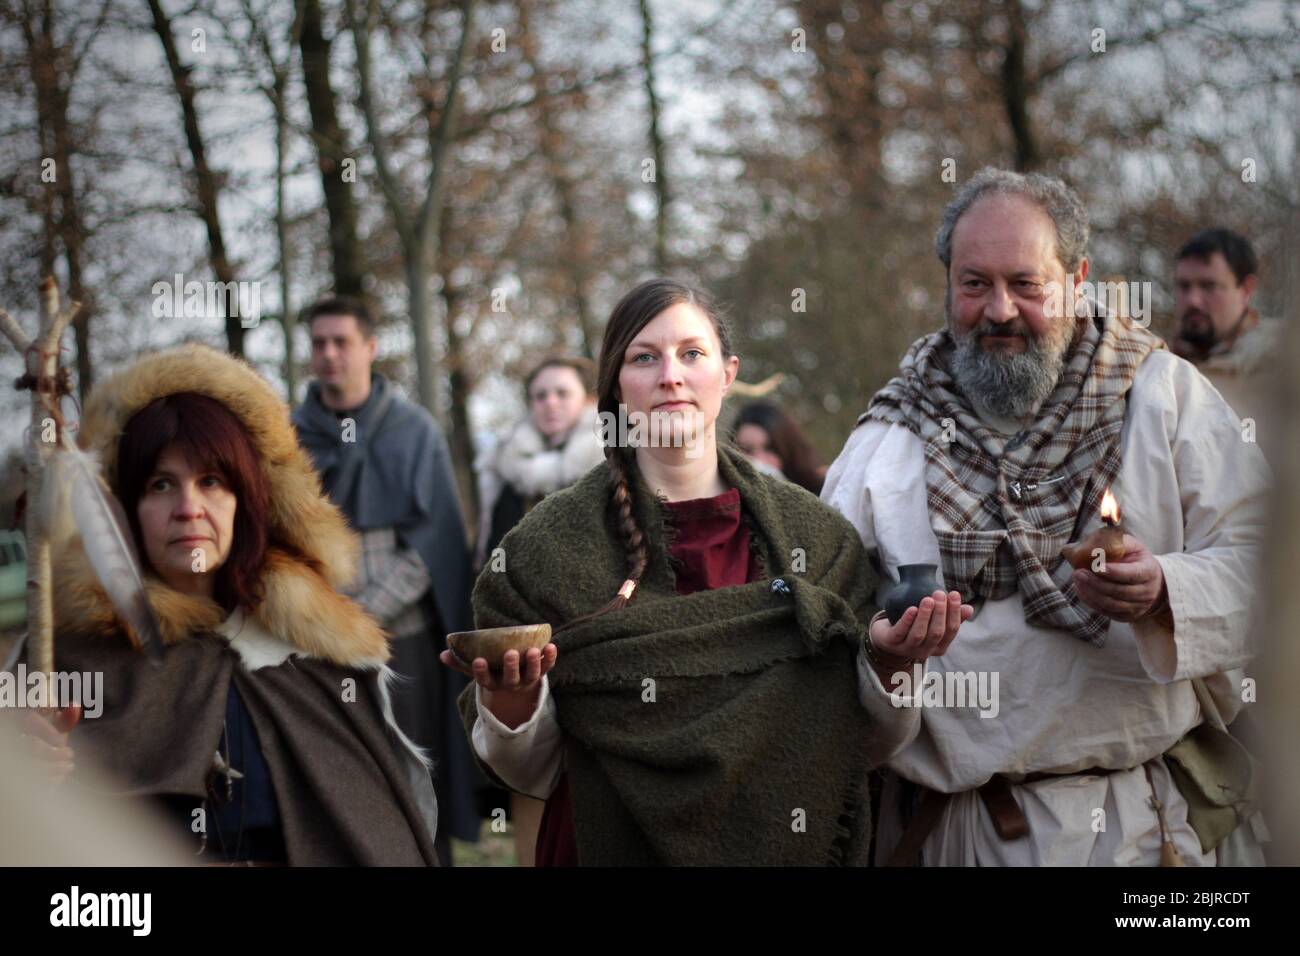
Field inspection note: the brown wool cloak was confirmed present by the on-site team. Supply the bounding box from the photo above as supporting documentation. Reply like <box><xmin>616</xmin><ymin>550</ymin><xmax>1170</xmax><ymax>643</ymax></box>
<box><xmin>54</xmin><ymin>628</ymin><xmax>439</xmax><ymax>866</ymax></box>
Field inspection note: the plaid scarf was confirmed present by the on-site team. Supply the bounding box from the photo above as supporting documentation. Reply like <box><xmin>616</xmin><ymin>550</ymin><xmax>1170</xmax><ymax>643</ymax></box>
<box><xmin>863</xmin><ymin>312</ymin><xmax>1165</xmax><ymax>645</ymax></box>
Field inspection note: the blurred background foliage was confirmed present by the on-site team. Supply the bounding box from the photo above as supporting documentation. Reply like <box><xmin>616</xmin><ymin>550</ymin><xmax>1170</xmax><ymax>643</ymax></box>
<box><xmin>0</xmin><ymin>0</ymin><xmax>1295</xmax><ymax>527</ymax></box>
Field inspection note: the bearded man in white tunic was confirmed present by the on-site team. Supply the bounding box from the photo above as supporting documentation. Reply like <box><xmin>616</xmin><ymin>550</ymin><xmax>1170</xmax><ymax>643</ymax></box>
<box><xmin>823</xmin><ymin>167</ymin><xmax>1270</xmax><ymax>866</ymax></box>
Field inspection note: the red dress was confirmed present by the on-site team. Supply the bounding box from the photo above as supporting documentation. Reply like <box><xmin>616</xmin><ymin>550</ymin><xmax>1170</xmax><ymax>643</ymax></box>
<box><xmin>534</xmin><ymin>487</ymin><xmax>763</xmax><ymax>867</ymax></box>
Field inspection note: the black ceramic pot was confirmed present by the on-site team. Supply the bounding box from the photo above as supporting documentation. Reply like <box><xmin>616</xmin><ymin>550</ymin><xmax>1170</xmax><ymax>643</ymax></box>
<box><xmin>884</xmin><ymin>563</ymin><xmax>941</xmax><ymax>625</ymax></box>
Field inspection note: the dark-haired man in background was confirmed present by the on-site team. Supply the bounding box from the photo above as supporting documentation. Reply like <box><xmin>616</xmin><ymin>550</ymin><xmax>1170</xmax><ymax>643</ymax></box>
<box><xmin>292</xmin><ymin>295</ymin><xmax>481</xmax><ymax>863</ymax></box>
<box><xmin>1171</xmin><ymin>228</ymin><xmax>1281</xmax><ymax>448</ymax></box>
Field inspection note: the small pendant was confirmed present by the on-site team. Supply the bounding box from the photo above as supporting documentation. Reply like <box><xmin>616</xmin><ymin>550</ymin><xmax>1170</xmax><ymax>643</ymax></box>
<box><xmin>211</xmin><ymin>748</ymin><xmax>244</xmax><ymax>804</ymax></box>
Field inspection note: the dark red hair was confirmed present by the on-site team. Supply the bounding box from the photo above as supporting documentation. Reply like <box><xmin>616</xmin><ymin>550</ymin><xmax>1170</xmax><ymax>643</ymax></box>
<box><xmin>115</xmin><ymin>392</ymin><xmax>270</xmax><ymax>612</ymax></box>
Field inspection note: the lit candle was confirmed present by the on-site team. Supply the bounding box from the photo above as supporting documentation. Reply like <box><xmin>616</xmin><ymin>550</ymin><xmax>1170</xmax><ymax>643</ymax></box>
<box><xmin>1062</xmin><ymin>487</ymin><xmax>1127</xmax><ymax>569</ymax></box>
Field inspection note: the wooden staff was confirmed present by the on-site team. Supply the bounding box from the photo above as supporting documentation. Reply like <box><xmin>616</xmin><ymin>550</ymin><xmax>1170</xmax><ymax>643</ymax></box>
<box><xmin>0</xmin><ymin>277</ymin><xmax>77</xmax><ymax>679</ymax></box>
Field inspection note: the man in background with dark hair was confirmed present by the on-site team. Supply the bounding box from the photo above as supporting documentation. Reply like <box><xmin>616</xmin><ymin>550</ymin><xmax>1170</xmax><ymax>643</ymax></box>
<box><xmin>1171</xmin><ymin>228</ymin><xmax>1281</xmax><ymax>446</ymax></box>
<box><xmin>292</xmin><ymin>295</ymin><xmax>482</xmax><ymax>863</ymax></box>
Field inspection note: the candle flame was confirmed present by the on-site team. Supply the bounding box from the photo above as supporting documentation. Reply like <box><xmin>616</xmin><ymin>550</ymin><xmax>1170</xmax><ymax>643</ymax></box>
<box><xmin>1100</xmin><ymin>487</ymin><xmax>1121</xmax><ymax>525</ymax></box>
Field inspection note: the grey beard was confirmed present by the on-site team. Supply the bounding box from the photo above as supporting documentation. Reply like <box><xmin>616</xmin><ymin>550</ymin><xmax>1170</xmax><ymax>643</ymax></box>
<box><xmin>948</xmin><ymin>321</ymin><xmax>1072</xmax><ymax>420</ymax></box>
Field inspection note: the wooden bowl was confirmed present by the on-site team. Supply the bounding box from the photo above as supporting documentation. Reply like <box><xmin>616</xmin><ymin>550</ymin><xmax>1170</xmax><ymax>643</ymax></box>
<box><xmin>446</xmin><ymin>624</ymin><xmax>553</xmax><ymax>670</ymax></box>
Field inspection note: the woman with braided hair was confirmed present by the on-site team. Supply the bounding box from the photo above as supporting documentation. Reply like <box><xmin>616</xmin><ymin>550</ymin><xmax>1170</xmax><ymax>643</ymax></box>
<box><xmin>443</xmin><ymin>278</ymin><xmax>973</xmax><ymax>865</ymax></box>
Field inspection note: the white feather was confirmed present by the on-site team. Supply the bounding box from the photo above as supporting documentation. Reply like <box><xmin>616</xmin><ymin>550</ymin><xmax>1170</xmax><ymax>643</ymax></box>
<box><xmin>47</xmin><ymin>439</ymin><xmax>164</xmax><ymax>662</ymax></box>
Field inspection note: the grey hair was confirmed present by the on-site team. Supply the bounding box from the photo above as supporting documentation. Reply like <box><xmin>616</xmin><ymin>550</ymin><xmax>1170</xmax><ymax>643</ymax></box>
<box><xmin>935</xmin><ymin>167</ymin><xmax>1090</xmax><ymax>273</ymax></box>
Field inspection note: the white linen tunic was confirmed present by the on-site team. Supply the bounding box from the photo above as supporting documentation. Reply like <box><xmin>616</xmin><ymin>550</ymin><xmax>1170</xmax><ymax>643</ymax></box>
<box><xmin>821</xmin><ymin>350</ymin><xmax>1271</xmax><ymax>865</ymax></box>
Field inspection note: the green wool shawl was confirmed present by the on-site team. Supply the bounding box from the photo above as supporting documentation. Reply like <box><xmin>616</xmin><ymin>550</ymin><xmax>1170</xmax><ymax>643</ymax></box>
<box><xmin>460</xmin><ymin>445</ymin><xmax>884</xmax><ymax>866</ymax></box>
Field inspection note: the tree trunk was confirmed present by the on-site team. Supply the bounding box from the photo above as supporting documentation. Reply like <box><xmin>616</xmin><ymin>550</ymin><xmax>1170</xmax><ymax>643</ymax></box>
<box><xmin>349</xmin><ymin>0</ymin><xmax>477</xmax><ymax>417</ymax></box>
<box><xmin>300</xmin><ymin>0</ymin><xmax>365</xmax><ymax>298</ymax></box>
<box><xmin>1002</xmin><ymin>0</ymin><xmax>1040</xmax><ymax>171</ymax></box>
<box><xmin>637</xmin><ymin>0</ymin><xmax>669</xmax><ymax>272</ymax></box>
<box><xmin>274</xmin><ymin>86</ymin><xmax>297</xmax><ymax>404</ymax></box>
<box><xmin>801</xmin><ymin>0</ymin><xmax>887</xmax><ymax>215</ymax></box>
<box><xmin>48</xmin><ymin>95</ymin><xmax>91</xmax><ymax>401</ymax></box>
<box><xmin>439</xmin><ymin>284</ymin><xmax>478</xmax><ymax>528</ymax></box>
<box><xmin>23</xmin><ymin>0</ymin><xmax>93</xmax><ymax>399</ymax></box>
<box><xmin>520</xmin><ymin>1</ymin><xmax>597</xmax><ymax>358</ymax></box>
<box><xmin>549</xmin><ymin>146</ymin><xmax>598</xmax><ymax>358</ymax></box>
<box><xmin>146</xmin><ymin>0</ymin><xmax>244</xmax><ymax>355</ymax></box>
<box><xmin>404</xmin><ymin>250</ymin><xmax>438</xmax><ymax>414</ymax></box>
<box><xmin>240</xmin><ymin>0</ymin><xmax>306</xmax><ymax>399</ymax></box>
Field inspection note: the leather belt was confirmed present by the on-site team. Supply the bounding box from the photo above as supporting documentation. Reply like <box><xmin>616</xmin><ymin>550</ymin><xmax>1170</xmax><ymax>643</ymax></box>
<box><xmin>886</xmin><ymin>767</ymin><xmax>1120</xmax><ymax>866</ymax></box>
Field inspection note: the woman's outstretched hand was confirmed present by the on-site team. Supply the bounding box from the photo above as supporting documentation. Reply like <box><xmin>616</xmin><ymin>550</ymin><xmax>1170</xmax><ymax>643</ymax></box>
<box><xmin>439</xmin><ymin>644</ymin><xmax>559</xmax><ymax>731</ymax></box>
<box><xmin>870</xmin><ymin>590</ymin><xmax>973</xmax><ymax>664</ymax></box>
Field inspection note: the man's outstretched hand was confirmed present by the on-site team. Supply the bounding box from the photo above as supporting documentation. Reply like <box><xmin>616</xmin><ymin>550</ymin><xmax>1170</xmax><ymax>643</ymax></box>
<box><xmin>870</xmin><ymin>590</ymin><xmax>974</xmax><ymax>662</ymax></box>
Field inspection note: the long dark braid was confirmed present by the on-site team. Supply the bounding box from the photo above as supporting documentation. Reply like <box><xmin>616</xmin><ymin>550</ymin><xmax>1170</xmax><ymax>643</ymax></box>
<box><xmin>558</xmin><ymin>448</ymin><xmax>649</xmax><ymax>632</ymax></box>
<box><xmin>604</xmin><ymin>447</ymin><xmax>649</xmax><ymax>607</ymax></box>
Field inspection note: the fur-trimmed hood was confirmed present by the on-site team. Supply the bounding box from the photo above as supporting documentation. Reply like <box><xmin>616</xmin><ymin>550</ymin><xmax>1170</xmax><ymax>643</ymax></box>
<box><xmin>53</xmin><ymin>343</ymin><xmax>388</xmax><ymax>669</ymax></box>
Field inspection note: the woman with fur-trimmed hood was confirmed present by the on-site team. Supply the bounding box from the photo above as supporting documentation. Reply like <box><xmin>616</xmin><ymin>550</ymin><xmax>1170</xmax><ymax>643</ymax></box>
<box><xmin>31</xmin><ymin>344</ymin><xmax>439</xmax><ymax>865</ymax></box>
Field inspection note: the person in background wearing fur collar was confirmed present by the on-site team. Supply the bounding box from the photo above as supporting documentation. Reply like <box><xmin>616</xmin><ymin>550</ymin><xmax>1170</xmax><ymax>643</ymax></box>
<box><xmin>293</xmin><ymin>295</ymin><xmax>481</xmax><ymax>864</ymax></box>
<box><xmin>471</xmin><ymin>355</ymin><xmax>604</xmax><ymax>865</ymax></box>
<box><xmin>1170</xmin><ymin>228</ymin><xmax>1281</xmax><ymax>455</ymax></box>
<box><xmin>20</xmin><ymin>345</ymin><xmax>440</xmax><ymax>865</ymax></box>
<box><xmin>474</xmin><ymin>356</ymin><xmax>604</xmax><ymax>572</ymax></box>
